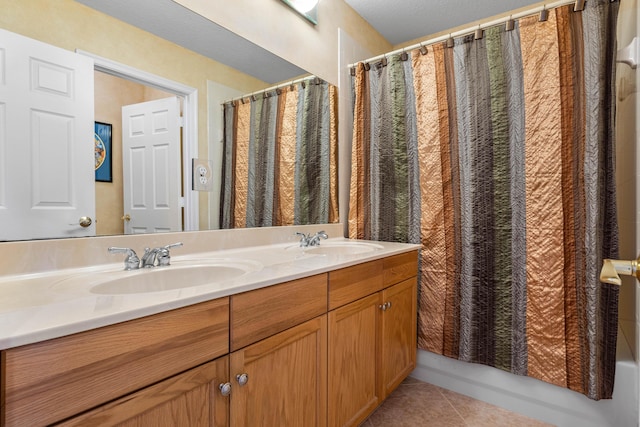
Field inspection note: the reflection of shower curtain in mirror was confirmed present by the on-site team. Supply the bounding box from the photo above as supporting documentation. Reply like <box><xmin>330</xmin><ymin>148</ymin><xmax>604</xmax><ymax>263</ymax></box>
<box><xmin>221</xmin><ymin>79</ymin><xmax>338</xmax><ymax>228</ymax></box>
<box><xmin>349</xmin><ymin>0</ymin><xmax>619</xmax><ymax>400</ymax></box>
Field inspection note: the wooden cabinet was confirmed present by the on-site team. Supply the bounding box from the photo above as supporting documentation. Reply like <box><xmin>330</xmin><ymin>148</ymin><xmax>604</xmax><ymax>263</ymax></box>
<box><xmin>58</xmin><ymin>356</ymin><xmax>230</xmax><ymax>427</ymax></box>
<box><xmin>380</xmin><ymin>278</ymin><xmax>418</xmax><ymax>396</ymax></box>
<box><xmin>230</xmin><ymin>315</ymin><xmax>327</xmax><ymax>427</ymax></box>
<box><xmin>229</xmin><ymin>274</ymin><xmax>327</xmax><ymax>427</ymax></box>
<box><xmin>1</xmin><ymin>298</ymin><xmax>230</xmax><ymax>427</ymax></box>
<box><xmin>0</xmin><ymin>250</ymin><xmax>417</xmax><ymax>427</ymax></box>
<box><xmin>230</xmin><ymin>274</ymin><xmax>327</xmax><ymax>351</ymax></box>
<box><xmin>328</xmin><ymin>293</ymin><xmax>381</xmax><ymax>427</ymax></box>
<box><xmin>328</xmin><ymin>252</ymin><xmax>418</xmax><ymax>427</ymax></box>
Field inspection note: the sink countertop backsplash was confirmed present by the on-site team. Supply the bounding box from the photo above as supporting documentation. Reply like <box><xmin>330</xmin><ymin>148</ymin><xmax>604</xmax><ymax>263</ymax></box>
<box><xmin>0</xmin><ymin>224</ymin><xmax>420</xmax><ymax>350</ymax></box>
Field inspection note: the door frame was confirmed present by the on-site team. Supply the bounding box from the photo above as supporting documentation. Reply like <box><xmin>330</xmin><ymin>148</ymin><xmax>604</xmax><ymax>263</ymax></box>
<box><xmin>76</xmin><ymin>50</ymin><xmax>199</xmax><ymax>231</ymax></box>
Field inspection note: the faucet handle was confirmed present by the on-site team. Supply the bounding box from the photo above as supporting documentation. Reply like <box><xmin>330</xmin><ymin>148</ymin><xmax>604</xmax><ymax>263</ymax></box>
<box><xmin>108</xmin><ymin>247</ymin><xmax>140</xmax><ymax>270</ymax></box>
<box><xmin>308</xmin><ymin>230</ymin><xmax>328</xmax><ymax>246</ymax></box>
<box><xmin>157</xmin><ymin>242</ymin><xmax>183</xmax><ymax>266</ymax></box>
<box><xmin>162</xmin><ymin>242</ymin><xmax>184</xmax><ymax>250</ymax></box>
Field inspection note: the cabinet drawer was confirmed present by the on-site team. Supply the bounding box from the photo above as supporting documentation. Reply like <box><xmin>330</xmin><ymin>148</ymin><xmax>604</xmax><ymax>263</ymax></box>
<box><xmin>231</xmin><ymin>273</ymin><xmax>327</xmax><ymax>351</ymax></box>
<box><xmin>383</xmin><ymin>251</ymin><xmax>418</xmax><ymax>287</ymax></box>
<box><xmin>58</xmin><ymin>356</ymin><xmax>230</xmax><ymax>427</ymax></box>
<box><xmin>2</xmin><ymin>297</ymin><xmax>229</xmax><ymax>427</ymax></box>
<box><xmin>328</xmin><ymin>260</ymin><xmax>384</xmax><ymax>310</ymax></box>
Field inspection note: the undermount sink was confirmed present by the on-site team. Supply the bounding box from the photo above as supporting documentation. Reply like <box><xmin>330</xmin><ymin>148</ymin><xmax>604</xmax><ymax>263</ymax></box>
<box><xmin>52</xmin><ymin>259</ymin><xmax>262</xmax><ymax>295</ymax></box>
<box><xmin>302</xmin><ymin>241</ymin><xmax>384</xmax><ymax>255</ymax></box>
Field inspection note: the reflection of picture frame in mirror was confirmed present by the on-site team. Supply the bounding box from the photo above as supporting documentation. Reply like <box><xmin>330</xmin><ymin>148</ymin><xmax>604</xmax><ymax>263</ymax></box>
<box><xmin>94</xmin><ymin>121</ymin><xmax>112</xmax><ymax>182</ymax></box>
<box><xmin>280</xmin><ymin>0</ymin><xmax>318</xmax><ymax>24</ymax></box>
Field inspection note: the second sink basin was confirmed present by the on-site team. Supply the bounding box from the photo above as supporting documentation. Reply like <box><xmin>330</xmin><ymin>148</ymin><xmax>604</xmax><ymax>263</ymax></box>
<box><xmin>52</xmin><ymin>259</ymin><xmax>262</xmax><ymax>295</ymax></box>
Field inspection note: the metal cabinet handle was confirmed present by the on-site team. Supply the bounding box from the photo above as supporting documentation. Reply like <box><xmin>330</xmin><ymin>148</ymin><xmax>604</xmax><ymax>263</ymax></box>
<box><xmin>121</xmin><ymin>214</ymin><xmax>131</xmax><ymax>222</ymax></box>
<box><xmin>219</xmin><ymin>382</ymin><xmax>232</xmax><ymax>396</ymax></box>
<box><xmin>236</xmin><ymin>373</ymin><xmax>249</xmax><ymax>386</ymax></box>
<box><xmin>379</xmin><ymin>302</ymin><xmax>392</xmax><ymax>311</ymax></box>
<box><xmin>78</xmin><ymin>216</ymin><xmax>92</xmax><ymax>227</ymax></box>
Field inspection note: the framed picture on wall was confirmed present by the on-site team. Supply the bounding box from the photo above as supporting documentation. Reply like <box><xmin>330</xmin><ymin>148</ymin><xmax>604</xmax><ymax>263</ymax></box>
<box><xmin>94</xmin><ymin>121</ymin><xmax>112</xmax><ymax>182</ymax></box>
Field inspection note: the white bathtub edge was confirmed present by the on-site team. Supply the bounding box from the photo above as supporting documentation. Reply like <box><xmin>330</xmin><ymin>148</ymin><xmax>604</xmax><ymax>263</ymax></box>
<box><xmin>410</xmin><ymin>330</ymin><xmax>638</xmax><ymax>427</ymax></box>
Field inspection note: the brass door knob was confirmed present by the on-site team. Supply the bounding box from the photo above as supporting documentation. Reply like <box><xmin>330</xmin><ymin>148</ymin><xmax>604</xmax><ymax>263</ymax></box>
<box><xmin>78</xmin><ymin>216</ymin><xmax>92</xmax><ymax>227</ymax></box>
<box><xmin>122</xmin><ymin>214</ymin><xmax>131</xmax><ymax>222</ymax></box>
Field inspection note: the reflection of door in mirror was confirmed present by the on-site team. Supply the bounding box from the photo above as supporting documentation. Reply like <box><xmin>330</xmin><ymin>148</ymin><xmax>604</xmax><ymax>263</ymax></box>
<box><xmin>94</xmin><ymin>73</ymin><xmax>181</xmax><ymax>236</ymax></box>
<box><xmin>121</xmin><ymin>97</ymin><xmax>182</xmax><ymax>234</ymax></box>
<box><xmin>0</xmin><ymin>29</ymin><xmax>95</xmax><ymax>241</ymax></box>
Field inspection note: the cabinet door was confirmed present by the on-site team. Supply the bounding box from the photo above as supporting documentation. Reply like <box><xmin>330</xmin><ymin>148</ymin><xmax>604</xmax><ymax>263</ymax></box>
<box><xmin>58</xmin><ymin>356</ymin><xmax>230</xmax><ymax>427</ymax></box>
<box><xmin>230</xmin><ymin>315</ymin><xmax>327</xmax><ymax>427</ymax></box>
<box><xmin>328</xmin><ymin>293</ymin><xmax>381</xmax><ymax>427</ymax></box>
<box><xmin>380</xmin><ymin>277</ymin><xmax>417</xmax><ymax>397</ymax></box>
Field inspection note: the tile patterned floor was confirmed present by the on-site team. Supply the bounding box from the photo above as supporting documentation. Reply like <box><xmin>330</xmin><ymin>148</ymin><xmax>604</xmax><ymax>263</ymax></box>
<box><xmin>361</xmin><ymin>377</ymin><xmax>555</xmax><ymax>427</ymax></box>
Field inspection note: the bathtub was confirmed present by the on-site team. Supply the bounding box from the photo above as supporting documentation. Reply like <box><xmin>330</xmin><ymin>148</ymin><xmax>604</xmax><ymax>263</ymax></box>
<box><xmin>410</xmin><ymin>327</ymin><xmax>638</xmax><ymax>427</ymax></box>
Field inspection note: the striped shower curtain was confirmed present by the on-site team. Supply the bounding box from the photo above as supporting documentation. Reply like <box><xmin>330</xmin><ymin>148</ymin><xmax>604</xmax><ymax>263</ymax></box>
<box><xmin>221</xmin><ymin>78</ymin><xmax>338</xmax><ymax>228</ymax></box>
<box><xmin>349</xmin><ymin>0</ymin><xmax>619</xmax><ymax>400</ymax></box>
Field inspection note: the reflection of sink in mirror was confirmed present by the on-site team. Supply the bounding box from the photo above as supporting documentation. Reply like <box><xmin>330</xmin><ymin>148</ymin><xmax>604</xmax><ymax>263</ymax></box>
<box><xmin>303</xmin><ymin>242</ymin><xmax>384</xmax><ymax>256</ymax></box>
<box><xmin>52</xmin><ymin>259</ymin><xmax>262</xmax><ymax>295</ymax></box>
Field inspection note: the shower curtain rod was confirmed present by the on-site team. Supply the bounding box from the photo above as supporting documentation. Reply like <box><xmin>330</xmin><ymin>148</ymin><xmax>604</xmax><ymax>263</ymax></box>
<box><xmin>348</xmin><ymin>0</ymin><xmax>583</xmax><ymax>68</ymax></box>
<box><xmin>224</xmin><ymin>75</ymin><xmax>319</xmax><ymax>104</ymax></box>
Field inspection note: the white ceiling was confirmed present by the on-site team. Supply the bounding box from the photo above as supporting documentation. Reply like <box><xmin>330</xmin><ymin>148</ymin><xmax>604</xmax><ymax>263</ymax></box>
<box><xmin>344</xmin><ymin>0</ymin><xmax>544</xmax><ymax>45</ymax></box>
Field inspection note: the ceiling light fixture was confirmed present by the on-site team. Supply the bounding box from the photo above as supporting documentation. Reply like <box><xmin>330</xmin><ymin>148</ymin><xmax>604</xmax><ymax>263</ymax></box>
<box><xmin>281</xmin><ymin>0</ymin><xmax>319</xmax><ymax>24</ymax></box>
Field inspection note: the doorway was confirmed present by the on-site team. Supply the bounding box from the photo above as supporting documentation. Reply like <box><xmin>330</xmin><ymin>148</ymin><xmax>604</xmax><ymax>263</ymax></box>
<box><xmin>78</xmin><ymin>50</ymin><xmax>199</xmax><ymax>234</ymax></box>
<box><xmin>94</xmin><ymin>72</ymin><xmax>182</xmax><ymax>235</ymax></box>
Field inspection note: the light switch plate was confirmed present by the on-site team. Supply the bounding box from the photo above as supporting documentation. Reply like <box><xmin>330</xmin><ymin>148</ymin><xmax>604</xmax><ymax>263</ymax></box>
<box><xmin>192</xmin><ymin>158</ymin><xmax>213</xmax><ymax>192</ymax></box>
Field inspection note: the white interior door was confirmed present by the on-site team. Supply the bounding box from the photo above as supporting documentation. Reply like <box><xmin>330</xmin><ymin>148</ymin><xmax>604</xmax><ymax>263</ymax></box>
<box><xmin>0</xmin><ymin>29</ymin><xmax>95</xmax><ymax>241</ymax></box>
<box><xmin>122</xmin><ymin>97</ymin><xmax>182</xmax><ymax>234</ymax></box>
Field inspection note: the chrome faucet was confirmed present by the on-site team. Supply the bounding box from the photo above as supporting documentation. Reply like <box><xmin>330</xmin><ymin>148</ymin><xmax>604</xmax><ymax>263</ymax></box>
<box><xmin>142</xmin><ymin>242</ymin><xmax>183</xmax><ymax>268</ymax></box>
<box><xmin>295</xmin><ymin>232</ymin><xmax>312</xmax><ymax>247</ymax></box>
<box><xmin>296</xmin><ymin>231</ymin><xmax>328</xmax><ymax>247</ymax></box>
<box><xmin>156</xmin><ymin>243</ymin><xmax>183</xmax><ymax>266</ymax></box>
<box><xmin>309</xmin><ymin>231</ymin><xmax>328</xmax><ymax>247</ymax></box>
<box><xmin>108</xmin><ymin>242</ymin><xmax>183</xmax><ymax>270</ymax></box>
<box><xmin>141</xmin><ymin>247</ymin><xmax>161</xmax><ymax>268</ymax></box>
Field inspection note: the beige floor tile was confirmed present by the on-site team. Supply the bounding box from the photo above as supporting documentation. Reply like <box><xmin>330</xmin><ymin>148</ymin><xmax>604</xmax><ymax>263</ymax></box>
<box><xmin>364</xmin><ymin>380</ymin><xmax>466</xmax><ymax>426</ymax></box>
<box><xmin>439</xmin><ymin>388</ymin><xmax>555</xmax><ymax>427</ymax></box>
<box><xmin>362</xmin><ymin>377</ymin><xmax>554</xmax><ymax>427</ymax></box>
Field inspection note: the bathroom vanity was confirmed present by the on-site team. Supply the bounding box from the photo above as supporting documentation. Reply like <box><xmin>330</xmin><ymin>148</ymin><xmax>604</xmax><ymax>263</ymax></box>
<box><xmin>0</xmin><ymin>226</ymin><xmax>419</xmax><ymax>427</ymax></box>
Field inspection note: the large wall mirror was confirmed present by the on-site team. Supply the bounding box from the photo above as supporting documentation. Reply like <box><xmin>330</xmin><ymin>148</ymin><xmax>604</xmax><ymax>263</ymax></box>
<box><xmin>0</xmin><ymin>0</ymin><xmax>339</xmax><ymax>242</ymax></box>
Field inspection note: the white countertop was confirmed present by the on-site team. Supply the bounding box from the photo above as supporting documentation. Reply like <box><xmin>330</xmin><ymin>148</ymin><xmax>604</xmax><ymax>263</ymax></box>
<box><xmin>0</xmin><ymin>238</ymin><xmax>420</xmax><ymax>350</ymax></box>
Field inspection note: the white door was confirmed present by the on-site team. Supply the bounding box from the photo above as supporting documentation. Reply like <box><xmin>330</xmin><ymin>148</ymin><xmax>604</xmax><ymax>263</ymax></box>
<box><xmin>122</xmin><ymin>97</ymin><xmax>182</xmax><ymax>234</ymax></box>
<box><xmin>0</xmin><ymin>29</ymin><xmax>95</xmax><ymax>241</ymax></box>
